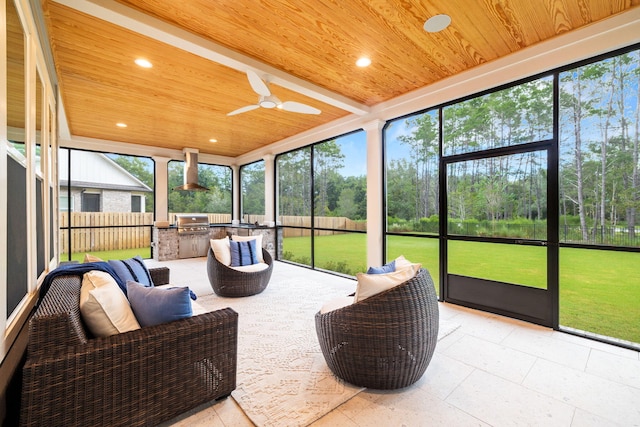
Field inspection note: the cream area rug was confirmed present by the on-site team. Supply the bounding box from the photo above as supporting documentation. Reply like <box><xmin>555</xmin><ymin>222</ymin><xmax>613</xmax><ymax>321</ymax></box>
<box><xmin>196</xmin><ymin>263</ymin><xmax>459</xmax><ymax>427</ymax></box>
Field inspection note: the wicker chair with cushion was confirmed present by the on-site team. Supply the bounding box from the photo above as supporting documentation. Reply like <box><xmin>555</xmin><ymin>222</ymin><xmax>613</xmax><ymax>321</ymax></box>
<box><xmin>315</xmin><ymin>268</ymin><xmax>439</xmax><ymax>390</ymax></box>
<box><xmin>207</xmin><ymin>247</ymin><xmax>273</xmax><ymax>297</ymax></box>
<box><xmin>20</xmin><ymin>266</ymin><xmax>238</xmax><ymax>427</ymax></box>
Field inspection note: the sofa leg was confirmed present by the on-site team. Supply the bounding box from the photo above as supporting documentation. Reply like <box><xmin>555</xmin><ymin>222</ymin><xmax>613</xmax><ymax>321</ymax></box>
<box><xmin>215</xmin><ymin>393</ymin><xmax>232</xmax><ymax>401</ymax></box>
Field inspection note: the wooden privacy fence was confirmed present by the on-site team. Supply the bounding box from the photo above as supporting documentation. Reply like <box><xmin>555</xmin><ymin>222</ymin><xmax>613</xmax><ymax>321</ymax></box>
<box><xmin>278</xmin><ymin>215</ymin><xmax>367</xmax><ymax>237</ymax></box>
<box><xmin>60</xmin><ymin>212</ymin><xmax>364</xmax><ymax>252</ymax></box>
<box><xmin>59</xmin><ymin>212</ymin><xmax>154</xmax><ymax>252</ymax></box>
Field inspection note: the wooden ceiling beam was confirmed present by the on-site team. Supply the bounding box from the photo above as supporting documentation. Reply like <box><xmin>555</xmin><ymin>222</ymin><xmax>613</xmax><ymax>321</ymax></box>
<box><xmin>52</xmin><ymin>0</ymin><xmax>370</xmax><ymax>115</ymax></box>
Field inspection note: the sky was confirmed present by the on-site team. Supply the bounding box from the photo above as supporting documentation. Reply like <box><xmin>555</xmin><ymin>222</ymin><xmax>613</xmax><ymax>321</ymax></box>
<box><xmin>333</xmin><ymin>118</ymin><xmax>416</xmax><ymax>178</ymax></box>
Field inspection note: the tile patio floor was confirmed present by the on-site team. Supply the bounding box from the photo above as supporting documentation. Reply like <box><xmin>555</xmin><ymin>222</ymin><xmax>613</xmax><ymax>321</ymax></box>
<box><xmin>147</xmin><ymin>257</ymin><xmax>640</xmax><ymax>427</ymax></box>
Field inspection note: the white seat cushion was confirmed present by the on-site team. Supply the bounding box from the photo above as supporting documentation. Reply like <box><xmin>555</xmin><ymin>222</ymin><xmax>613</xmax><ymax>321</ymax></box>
<box><xmin>320</xmin><ymin>296</ymin><xmax>354</xmax><ymax>314</ymax></box>
<box><xmin>354</xmin><ymin>262</ymin><xmax>419</xmax><ymax>302</ymax></box>
<box><xmin>228</xmin><ymin>262</ymin><xmax>269</xmax><ymax>273</ymax></box>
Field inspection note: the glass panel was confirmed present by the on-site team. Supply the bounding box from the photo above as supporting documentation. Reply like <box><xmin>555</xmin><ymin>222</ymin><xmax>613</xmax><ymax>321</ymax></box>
<box><xmin>313</xmin><ymin>230</ymin><xmax>366</xmax><ymax>276</ymax></box>
<box><xmin>7</xmin><ymin>155</ymin><xmax>27</xmax><ymax>315</ymax></box>
<box><xmin>241</xmin><ymin>160</ymin><xmax>265</xmax><ymax>222</ymax></box>
<box><xmin>277</xmin><ymin>147</ymin><xmax>311</xmax><ymax>265</ymax></box>
<box><xmin>313</xmin><ymin>132</ymin><xmax>367</xmax><ymax>231</ymax></box>
<box><xmin>36</xmin><ymin>177</ymin><xmax>45</xmax><ymax>277</ymax></box>
<box><xmin>59</xmin><ymin>149</ymin><xmax>155</xmax><ymax>260</ymax></box>
<box><xmin>385</xmin><ymin>110</ymin><xmax>439</xmax><ymax>234</ymax></box>
<box><xmin>447</xmin><ymin>151</ymin><xmax>548</xmax><ymax>239</ymax></box>
<box><xmin>277</xmin><ymin>147</ymin><xmax>311</xmax><ymax>226</ymax></box>
<box><xmin>168</xmin><ymin>160</ymin><xmax>231</xmax><ymax>223</ymax></box>
<box><xmin>443</xmin><ymin>76</ymin><xmax>553</xmax><ymax>156</ymax></box>
<box><xmin>559</xmin><ymin>49</ymin><xmax>640</xmax><ymax>247</ymax></box>
<box><xmin>49</xmin><ymin>106</ymin><xmax>56</xmax><ymax>263</ymax></box>
<box><xmin>560</xmin><ymin>248</ymin><xmax>640</xmax><ymax>345</ymax></box>
<box><xmin>448</xmin><ymin>241</ymin><xmax>547</xmax><ymax>289</ymax></box>
<box><xmin>6</xmin><ymin>0</ymin><xmax>27</xmax><ymax>318</ymax></box>
<box><xmin>58</xmin><ymin>148</ymin><xmax>70</xmax><ymax>260</ymax></box>
<box><xmin>280</xmin><ymin>230</ymin><xmax>311</xmax><ymax>267</ymax></box>
<box><xmin>386</xmin><ymin>235</ymin><xmax>439</xmax><ymax>293</ymax></box>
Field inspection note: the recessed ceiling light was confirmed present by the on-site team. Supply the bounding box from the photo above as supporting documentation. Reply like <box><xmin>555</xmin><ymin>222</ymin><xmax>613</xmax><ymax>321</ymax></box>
<box><xmin>135</xmin><ymin>58</ymin><xmax>153</xmax><ymax>68</ymax></box>
<box><xmin>116</xmin><ymin>122</ymin><xmax>127</xmax><ymax>128</ymax></box>
<box><xmin>209</xmin><ymin>138</ymin><xmax>217</xmax><ymax>143</ymax></box>
<box><xmin>423</xmin><ymin>14</ymin><xmax>451</xmax><ymax>33</ymax></box>
<box><xmin>356</xmin><ymin>57</ymin><xmax>371</xmax><ymax>67</ymax></box>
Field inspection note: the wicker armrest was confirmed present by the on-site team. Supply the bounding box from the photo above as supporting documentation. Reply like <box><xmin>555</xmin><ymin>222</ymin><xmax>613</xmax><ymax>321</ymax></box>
<box><xmin>149</xmin><ymin>266</ymin><xmax>170</xmax><ymax>285</ymax></box>
<box><xmin>21</xmin><ymin>308</ymin><xmax>238</xmax><ymax>427</ymax></box>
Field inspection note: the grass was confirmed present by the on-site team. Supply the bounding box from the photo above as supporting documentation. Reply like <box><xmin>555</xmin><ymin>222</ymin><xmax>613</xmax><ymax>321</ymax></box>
<box><xmin>282</xmin><ymin>233</ymin><xmax>640</xmax><ymax>344</ymax></box>
<box><xmin>64</xmin><ymin>247</ymin><xmax>151</xmax><ymax>262</ymax></box>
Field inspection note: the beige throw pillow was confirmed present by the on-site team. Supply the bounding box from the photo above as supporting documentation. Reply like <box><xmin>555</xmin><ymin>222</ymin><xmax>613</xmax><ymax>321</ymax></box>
<box><xmin>210</xmin><ymin>236</ymin><xmax>231</xmax><ymax>266</ymax></box>
<box><xmin>354</xmin><ymin>263</ymin><xmax>420</xmax><ymax>303</ymax></box>
<box><xmin>80</xmin><ymin>270</ymin><xmax>140</xmax><ymax>337</ymax></box>
<box><xmin>394</xmin><ymin>255</ymin><xmax>422</xmax><ymax>272</ymax></box>
<box><xmin>83</xmin><ymin>253</ymin><xmax>103</xmax><ymax>263</ymax></box>
<box><xmin>231</xmin><ymin>234</ymin><xmax>264</xmax><ymax>262</ymax></box>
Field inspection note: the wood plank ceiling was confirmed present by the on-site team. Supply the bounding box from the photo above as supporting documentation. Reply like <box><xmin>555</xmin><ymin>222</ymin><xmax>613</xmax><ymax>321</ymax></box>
<box><xmin>40</xmin><ymin>0</ymin><xmax>639</xmax><ymax>157</ymax></box>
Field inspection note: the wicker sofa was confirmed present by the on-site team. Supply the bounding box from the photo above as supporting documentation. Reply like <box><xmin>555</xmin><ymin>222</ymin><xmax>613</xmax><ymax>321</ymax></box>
<box><xmin>315</xmin><ymin>268</ymin><xmax>439</xmax><ymax>390</ymax></box>
<box><xmin>20</xmin><ymin>266</ymin><xmax>238</xmax><ymax>427</ymax></box>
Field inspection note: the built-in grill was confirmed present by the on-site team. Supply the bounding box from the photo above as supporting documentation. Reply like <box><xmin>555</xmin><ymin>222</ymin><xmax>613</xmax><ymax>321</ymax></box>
<box><xmin>176</xmin><ymin>214</ymin><xmax>210</xmax><ymax>235</ymax></box>
<box><xmin>176</xmin><ymin>214</ymin><xmax>210</xmax><ymax>258</ymax></box>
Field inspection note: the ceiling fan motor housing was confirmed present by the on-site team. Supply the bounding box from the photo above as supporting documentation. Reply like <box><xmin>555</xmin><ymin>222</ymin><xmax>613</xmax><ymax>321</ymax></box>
<box><xmin>259</xmin><ymin>95</ymin><xmax>281</xmax><ymax>108</ymax></box>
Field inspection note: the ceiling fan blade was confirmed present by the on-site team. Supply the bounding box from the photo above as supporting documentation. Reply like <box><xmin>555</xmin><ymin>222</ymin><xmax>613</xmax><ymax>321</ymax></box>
<box><xmin>227</xmin><ymin>104</ymin><xmax>260</xmax><ymax>116</ymax></box>
<box><xmin>281</xmin><ymin>101</ymin><xmax>321</xmax><ymax>115</ymax></box>
<box><xmin>246</xmin><ymin>70</ymin><xmax>271</xmax><ymax>97</ymax></box>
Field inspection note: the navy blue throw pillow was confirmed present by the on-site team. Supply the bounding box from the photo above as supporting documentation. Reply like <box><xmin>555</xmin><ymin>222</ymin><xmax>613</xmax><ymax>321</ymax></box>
<box><xmin>126</xmin><ymin>281</ymin><xmax>192</xmax><ymax>327</ymax></box>
<box><xmin>366</xmin><ymin>260</ymin><xmax>396</xmax><ymax>274</ymax></box>
<box><xmin>229</xmin><ymin>239</ymin><xmax>259</xmax><ymax>266</ymax></box>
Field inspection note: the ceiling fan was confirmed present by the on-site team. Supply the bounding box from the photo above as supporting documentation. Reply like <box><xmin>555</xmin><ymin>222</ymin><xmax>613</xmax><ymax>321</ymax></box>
<box><xmin>227</xmin><ymin>70</ymin><xmax>321</xmax><ymax>116</ymax></box>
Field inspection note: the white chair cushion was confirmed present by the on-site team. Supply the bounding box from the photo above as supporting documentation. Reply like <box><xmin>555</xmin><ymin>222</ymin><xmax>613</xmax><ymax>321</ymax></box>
<box><xmin>354</xmin><ymin>263</ymin><xmax>420</xmax><ymax>303</ymax></box>
<box><xmin>320</xmin><ymin>296</ymin><xmax>354</xmax><ymax>314</ymax></box>
<box><xmin>229</xmin><ymin>262</ymin><xmax>270</xmax><ymax>273</ymax></box>
<box><xmin>231</xmin><ymin>234</ymin><xmax>264</xmax><ymax>262</ymax></box>
<box><xmin>80</xmin><ymin>270</ymin><xmax>140</xmax><ymax>337</ymax></box>
<box><xmin>210</xmin><ymin>236</ymin><xmax>231</xmax><ymax>266</ymax></box>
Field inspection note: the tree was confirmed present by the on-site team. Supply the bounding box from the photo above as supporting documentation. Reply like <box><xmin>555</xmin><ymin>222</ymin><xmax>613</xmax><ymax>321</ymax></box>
<box><xmin>313</xmin><ymin>140</ymin><xmax>344</xmax><ymax>216</ymax></box>
<box><xmin>110</xmin><ymin>155</ymin><xmax>154</xmax><ymax>212</ymax></box>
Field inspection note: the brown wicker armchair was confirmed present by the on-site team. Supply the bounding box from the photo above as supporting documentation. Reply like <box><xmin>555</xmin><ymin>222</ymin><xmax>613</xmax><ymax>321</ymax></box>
<box><xmin>206</xmin><ymin>247</ymin><xmax>273</xmax><ymax>297</ymax></box>
<box><xmin>20</xmin><ymin>267</ymin><xmax>238</xmax><ymax>427</ymax></box>
<box><xmin>315</xmin><ymin>268</ymin><xmax>439</xmax><ymax>390</ymax></box>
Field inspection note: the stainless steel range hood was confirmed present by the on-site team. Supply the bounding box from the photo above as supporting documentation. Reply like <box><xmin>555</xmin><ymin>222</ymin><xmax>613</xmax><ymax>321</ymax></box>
<box><xmin>173</xmin><ymin>148</ymin><xmax>209</xmax><ymax>191</ymax></box>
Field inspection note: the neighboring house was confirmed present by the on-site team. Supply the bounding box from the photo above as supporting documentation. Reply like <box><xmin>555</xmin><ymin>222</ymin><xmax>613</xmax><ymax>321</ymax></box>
<box><xmin>58</xmin><ymin>148</ymin><xmax>152</xmax><ymax>213</ymax></box>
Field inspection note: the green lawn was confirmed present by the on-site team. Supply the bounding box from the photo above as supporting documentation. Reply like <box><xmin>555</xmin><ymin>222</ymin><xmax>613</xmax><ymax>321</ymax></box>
<box><xmin>64</xmin><ymin>247</ymin><xmax>151</xmax><ymax>262</ymax></box>
<box><xmin>282</xmin><ymin>233</ymin><xmax>640</xmax><ymax>344</ymax></box>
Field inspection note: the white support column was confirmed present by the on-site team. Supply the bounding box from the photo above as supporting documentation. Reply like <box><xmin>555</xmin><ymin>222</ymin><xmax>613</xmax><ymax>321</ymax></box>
<box><xmin>364</xmin><ymin>119</ymin><xmax>385</xmax><ymax>268</ymax></box>
<box><xmin>232</xmin><ymin>164</ymin><xmax>240</xmax><ymax>221</ymax></box>
<box><xmin>263</xmin><ymin>154</ymin><xmax>275</xmax><ymax>224</ymax></box>
<box><xmin>152</xmin><ymin>156</ymin><xmax>170</xmax><ymax>222</ymax></box>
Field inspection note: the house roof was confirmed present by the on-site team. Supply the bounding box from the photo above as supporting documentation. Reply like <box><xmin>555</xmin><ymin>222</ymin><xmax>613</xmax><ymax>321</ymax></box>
<box><xmin>33</xmin><ymin>1</ymin><xmax>640</xmax><ymax>158</ymax></box>
<box><xmin>58</xmin><ymin>149</ymin><xmax>152</xmax><ymax>192</ymax></box>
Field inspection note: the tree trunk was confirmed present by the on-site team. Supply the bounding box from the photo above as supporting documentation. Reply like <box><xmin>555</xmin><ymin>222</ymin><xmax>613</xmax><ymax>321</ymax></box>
<box><xmin>572</xmin><ymin>72</ymin><xmax>589</xmax><ymax>240</ymax></box>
